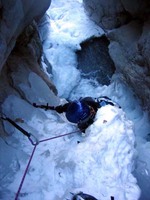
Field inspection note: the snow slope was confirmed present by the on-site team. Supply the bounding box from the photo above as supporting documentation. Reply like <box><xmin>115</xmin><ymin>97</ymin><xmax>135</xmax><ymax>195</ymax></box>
<box><xmin>0</xmin><ymin>96</ymin><xmax>140</xmax><ymax>200</ymax></box>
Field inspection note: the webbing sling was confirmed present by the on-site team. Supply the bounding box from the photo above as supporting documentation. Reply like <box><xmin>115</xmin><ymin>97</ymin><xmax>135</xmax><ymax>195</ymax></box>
<box><xmin>1</xmin><ymin>115</ymin><xmax>38</xmax><ymax>145</ymax></box>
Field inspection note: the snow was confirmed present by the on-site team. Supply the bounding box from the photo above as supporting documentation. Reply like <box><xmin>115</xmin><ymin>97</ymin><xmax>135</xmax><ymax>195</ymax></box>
<box><xmin>0</xmin><ymin>0</ymin><xmax>150</xmax><ymax>200</ymax></box>
<box><xmin>43</xmin><ymin>0</ymin><xmax>104</xmax><ymax>97</ymax></box>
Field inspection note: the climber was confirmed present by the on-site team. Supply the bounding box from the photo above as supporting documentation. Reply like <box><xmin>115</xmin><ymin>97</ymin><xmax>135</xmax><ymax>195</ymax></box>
<box><xmin>33</xmin><ymin>96</ymin><xmax>120</xmax><ymax>133</ymax></box>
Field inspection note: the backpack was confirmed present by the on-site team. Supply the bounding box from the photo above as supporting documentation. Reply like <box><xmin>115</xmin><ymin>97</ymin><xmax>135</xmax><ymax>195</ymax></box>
<box><xmin>96</xmin><ymin>96</ymin><xmax>120</xmax><ymax>108</ymax></box>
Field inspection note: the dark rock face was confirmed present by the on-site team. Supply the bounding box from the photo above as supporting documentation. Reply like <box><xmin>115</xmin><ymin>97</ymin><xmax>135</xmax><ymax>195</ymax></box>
<box><xmin>0</xmin><ymin>0</ymin><xmax>51</xmax><ymax>72</ymax></box>
<box><xmin>0</xmin><ymin>21</ymin><xmax>57</xmax><ymax>101</ymax></box>
<box><xmin>0</xmin><ymin>0</ymin><xmax>59</xmax><ymax>136</ymax></box>
<box><xmin>83</xmin><ymin>0</ymin><xmax>150</xmax><ymax>29</ymax></box>
<box><xmin>76</xmin><ymin>36</ymin><xmax>116</xmax><ymax>85</ymax></box>
<box><xmin>0</xmin><ymin>21</ymin><xmax>58</xmax><ymax>136</ymax></box>
<box><xmin>83</xmin><ymin>0</ymin><xmax>132</xmax><ymax>30</ymax></box>
<box><xmin>108</xmin><ymin>20</ymin><xmax>150</xmax><ymax>112</ymax></box>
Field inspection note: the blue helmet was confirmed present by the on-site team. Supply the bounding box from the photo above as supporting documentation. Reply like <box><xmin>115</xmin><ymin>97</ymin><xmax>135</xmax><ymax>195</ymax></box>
<box><xmin>66</xmin><ymin>100</ymin><xmax>90</xmax><ymax>123</ymax></box>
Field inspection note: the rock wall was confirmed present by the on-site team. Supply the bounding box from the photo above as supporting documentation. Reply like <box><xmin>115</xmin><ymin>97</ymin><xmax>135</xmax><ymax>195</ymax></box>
<box><xmin>0</xmin><ymin>0</ymin><xmax>58</xmax><ymax>136</ymax></box>
<box><xmin>0</xmin><ymin>19</ymin><xmax>58</xmax><ymax>99</ymax></box>
<box><xmin>0</xmin><ymin>20</ymin><xmax>58</xmax><ymax>133</ymax></box>
<box><xmin>76</xmin><ymin>36</ymin><xmax>116</xmax><ymax>85</ymax></box>
<box><xmin>83</xmin><ymin>0</ymin><xmax>150</xmax><ymax>113</ymax></box>
<box><xmin>0</xmin><ymin>0</ymin><xmax>51</xmax><ymax>72</ymax></box>
<box><xmin>108</xmin><ymin>20</ymin><xmax>150</xmax><ymax>112</ymax></box>
<box><xmin>83</xmin><ymin>0</ymin><xmax>150</xmax><ymax>29</ymax></box>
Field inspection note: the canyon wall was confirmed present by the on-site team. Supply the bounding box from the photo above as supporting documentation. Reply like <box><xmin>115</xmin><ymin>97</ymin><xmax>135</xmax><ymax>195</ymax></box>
<box><xmin>0</xmin><ymin>0</ymin><xmax>58</xmax><ymax>136</ymax></box>
<box><xmin>83</xmin><ymin>0</ymin><xmax>150</xmax><ymax>113</ymax></box>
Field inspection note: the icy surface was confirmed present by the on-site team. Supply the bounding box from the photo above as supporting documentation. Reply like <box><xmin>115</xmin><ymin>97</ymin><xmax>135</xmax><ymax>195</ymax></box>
<box><xmin>0</xmin><ymin>96</ymin><xmax>140</xmax><ymax>200</ymax></box>
<box><xmin>0</xmin><ymin>0</ymin><xmax>150</xmax><ymax>200</ymax></box>
<box><xmin>43</xmin><ymin>0</ymin><xmax>104</xmax><ymax>97</ymax></box>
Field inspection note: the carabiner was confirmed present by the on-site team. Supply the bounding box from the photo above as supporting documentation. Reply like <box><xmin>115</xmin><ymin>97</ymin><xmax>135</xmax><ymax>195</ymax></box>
<box><xmin>28</xmin><ymin>133</ymin><xmax>39</xmax><ymax>146</ymax></box>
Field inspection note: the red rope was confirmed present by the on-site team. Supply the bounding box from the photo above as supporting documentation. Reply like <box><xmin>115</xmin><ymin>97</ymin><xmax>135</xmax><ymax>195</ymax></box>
<box><xmin>14</xmin><ymin>130</ymin><xmax>80</xmax><ymax>200</ymax></box>
<box><xmin>39</xmin><ymin>130</ymin><xmax>80</xmax><ymax>143</ymax></box>
<box><xmin>15</xmin><ymin>145</ymin><xmax>37</xmax><ymax>200</ymax></box>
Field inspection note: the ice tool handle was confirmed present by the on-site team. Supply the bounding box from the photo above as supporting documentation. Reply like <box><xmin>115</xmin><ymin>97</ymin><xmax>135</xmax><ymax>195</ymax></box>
<box><xmin>33</xmin><ymin>103</ymin><xmax>55</xmax><ymax>111</ymax></box>
<box><xmin>1</xmin><ymin>115</ymin><xmax>39</xmax><ymax>146</ymax></box>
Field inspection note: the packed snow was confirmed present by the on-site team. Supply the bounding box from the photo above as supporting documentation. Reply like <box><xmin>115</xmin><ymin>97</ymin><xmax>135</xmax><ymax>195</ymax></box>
<box><xmin>0</xmin><ymin>0</ymin><xmax>150</xmax><ymax>200</ymax></box>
